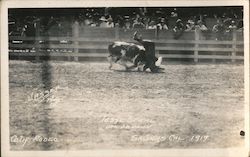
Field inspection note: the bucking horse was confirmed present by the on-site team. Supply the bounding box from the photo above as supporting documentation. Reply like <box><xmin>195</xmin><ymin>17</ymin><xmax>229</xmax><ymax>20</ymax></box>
<box><xmin>107</xmin><ymin>40</ymin><xmax>163</xmax><ymax>73</ymax></box>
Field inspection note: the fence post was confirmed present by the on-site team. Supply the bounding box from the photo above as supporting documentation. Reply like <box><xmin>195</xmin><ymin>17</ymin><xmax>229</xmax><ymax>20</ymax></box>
<box><xmin>155</xmin><ymin>27</ymin><xmax>159</xmax><ymax>40</ymax></box>
<box><xmin>115</xmin><ymin>27</ymin><xmax>119</xmax><ymax>39</ymax></box>
<box><xmin>35</xmin><ymin>19</ymin><xmax>40</xmax><ymax>61</ymax></box>
<box><xmin>232</xmin><ymin>29</ymin><xmax>237</xmax><ymax>63</ymax></box>
<box><xmin>194</xmin><ymin>27</ymin><xmax>200</xmax><ymax>63</ymax></box>
<box><xmin>72</xmin><ymin>21</ymin><xmax>79</xmax><ymax>61</ymax></box>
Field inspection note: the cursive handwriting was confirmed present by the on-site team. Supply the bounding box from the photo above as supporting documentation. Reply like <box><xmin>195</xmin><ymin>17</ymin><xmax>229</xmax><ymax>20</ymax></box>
<box><xmin>131</xmin><ymin>134</ymin><xmax>209</xmax><ymax>143</ymax></box>
<box><xmin>10</xmin><ymin>135</ymin><xmax>58</xmax><ymax>147</ymax></box>
<box><xmin>27</xmin><ymin>86</ymin><xmax>60</xmax><ymax>104</ymax></box>
<box><xmin>101</xmin><ymin>116</ymin><xmax>155</xmax><ymax>130</ymax></box>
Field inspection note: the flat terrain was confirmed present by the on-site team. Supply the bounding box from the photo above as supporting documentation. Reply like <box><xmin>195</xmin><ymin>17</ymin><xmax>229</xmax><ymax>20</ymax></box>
<box><xmin>9</xmin><ymin>60</ymin><xmax>244</xmax><ymax>150</ymax></box>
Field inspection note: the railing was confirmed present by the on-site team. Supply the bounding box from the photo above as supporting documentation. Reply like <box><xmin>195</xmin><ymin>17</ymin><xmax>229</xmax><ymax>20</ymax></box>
<box><xmin>9</xmin><ymin>21</ymin><xmax>244</xmax><ymax>63</ymax></box>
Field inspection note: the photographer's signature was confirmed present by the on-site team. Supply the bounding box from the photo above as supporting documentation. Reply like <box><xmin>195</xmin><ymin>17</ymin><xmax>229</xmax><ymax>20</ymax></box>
<box><xmin>10</xmin><ymin>135</ymin><xmax>58</xmax><ymax>147</ymax></box>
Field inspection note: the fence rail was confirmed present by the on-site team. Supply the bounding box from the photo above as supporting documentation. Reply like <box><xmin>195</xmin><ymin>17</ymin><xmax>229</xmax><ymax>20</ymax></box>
<box><xmin>9</xmin><ymin>23</ymin><xmax>244</xmax><ymax>63</ymax></box>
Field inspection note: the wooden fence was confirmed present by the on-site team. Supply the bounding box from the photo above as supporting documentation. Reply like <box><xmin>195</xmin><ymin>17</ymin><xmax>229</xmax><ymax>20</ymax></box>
<box><xmin>9</xmin><ymin>21</ymin><xmax>244</xmax><ymax>63</ymax></box>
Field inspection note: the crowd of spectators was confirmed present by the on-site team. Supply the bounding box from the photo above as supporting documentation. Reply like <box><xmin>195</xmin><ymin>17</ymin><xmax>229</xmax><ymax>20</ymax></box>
<box><xmin>9</xmin><ymin>7</ymin><xmax>243</xmax><ymax>40</ymax></box>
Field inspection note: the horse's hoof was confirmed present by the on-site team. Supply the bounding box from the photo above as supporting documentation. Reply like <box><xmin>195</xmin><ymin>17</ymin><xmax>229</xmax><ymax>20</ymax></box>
<box><xmin>156</xmin><ymin>57</ymin><xmax>162</xmax><ymax>66</ymax></box>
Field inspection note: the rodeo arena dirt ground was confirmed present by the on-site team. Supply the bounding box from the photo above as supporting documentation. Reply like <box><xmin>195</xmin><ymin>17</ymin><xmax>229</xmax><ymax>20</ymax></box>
<box><xmin>9</xmin><ymin>60</ymin><xmax>244</xmax><ymax>150</ymax></box>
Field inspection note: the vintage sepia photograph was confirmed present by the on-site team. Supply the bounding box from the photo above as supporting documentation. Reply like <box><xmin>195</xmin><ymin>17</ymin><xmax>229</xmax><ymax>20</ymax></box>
<box><xmin>1</xmin><ymin>0</ymin><xmax>249</xmax><ymax>157</ymax></box>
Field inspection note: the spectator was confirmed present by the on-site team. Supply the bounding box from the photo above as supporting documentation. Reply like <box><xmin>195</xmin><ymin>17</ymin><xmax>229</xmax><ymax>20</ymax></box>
<box><xmin>222</xmin><ymin>17</ymin><xmax>232</xmax><ymax>31</ymax></box>
<box><xmin>185</xmin><ymin>19</ymin><xmax>195</xmax><ymax>31</ymax></box>
<box><xmin>84</xmin><ymin>13</ymin><xmax>93</xmax><ymax>26</ymax></box>
<box><xmin>106</xmin><ymin>16</ymin><xmax>114</xmax><ymax>28</ymax></box>
<box><xmin>139</xmin><ymin>7</ymin><xmax>147</xmax><ymax>16</ymax></box>
<box><xmin>115</xmin><ymin>15</ymin><xmax>124</xmax><ymax>28</ymax></box>
<box><xmin>99</xmin><ymin>16</ymin><xmax>108</xmax><ymax>27</ymax></box>
<box><xmin>147</xmin><ymin>20</ymin><xmax>157</xmax><ymax>29</ymax></box>
<box><xmin>171</xmin><ymin>8</ymin><xmax>178</xmax><ymax>17</ymax></box>
<box><xmin>132</xmin><ymin>18</ymin><xmax>145</xmax><ymax>29</ymax></box>
<box><xmin>173</xmin><ymin>19</ymin><xmax>185</xmax><ymax>39</ymax></box>
<box><xmin>228</xmin><ymin>20</ymin><xmax>237</xmax><ymax>29</ymax></box>
<box><xmin>23</xmin><ymin>17</ymin><xmax>36</xmax><ymax>37</ymax></box>
<box><xmin>224</xmin><ymin>20</ymin><xmax>237</xmax><ymax>40</ymax></box>
<box><xmin>196</xmin><ymin>20</ymin><xmax>208</xmax><ymax>31</ymax></box>
<box><xmin>212</xmin><ymin>20</ymin><xmax>225</xmax><ymax>40</ymax></box>
<box><xmin>212</xmin><ymin>20</ymin><xmax>224</xmax><ymax>32</ymax></box>
<box><xmin>135</xmin><ymin>14</ymin><xmax>141</xmax><ymax>21</ymax></box>
<box><xmin>156</xmin><ymin>18</ymin><xmax>168</xmax><ymax>30</ymax></box>
<box><xmin>46</xmin><ymin>16</ymin><xmax>57</xmax><ymax>31</ymax></box>
<box><xmin>173</xmin><ymin>19</ymin><xmax>184</xmax><ymax>31</ymax></box>
<box><xmin>195</xmin><ymin>20</ymin><xmax>209</xmax><ymax>40</ymax></box>
<box><xmin>9</xmin><ymin>7</ymin><xmax>244</xmax><ymax>35</ymax></box>
<box><xmin>124</xmin><ymin>18</ymin><xmax>131</xmax><ymax>29</ymax></box>
<box><xmin>143</xmin><ymin>17</ymin><xmax>150</xmax><ymax>28</ymax></box>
